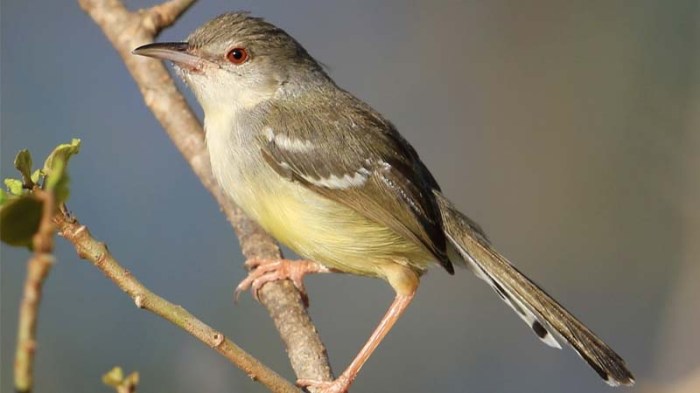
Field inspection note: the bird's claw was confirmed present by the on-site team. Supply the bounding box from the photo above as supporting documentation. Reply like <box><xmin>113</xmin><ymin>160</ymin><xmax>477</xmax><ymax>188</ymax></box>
<box><xmin>235</xmin><ymin>258</ymin><xmax>329</xmax><ymax>306</ymax></box>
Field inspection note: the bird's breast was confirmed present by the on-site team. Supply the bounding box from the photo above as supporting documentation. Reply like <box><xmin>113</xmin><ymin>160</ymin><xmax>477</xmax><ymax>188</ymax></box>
<box><xmin>204</xmin><ymin>110</ymin><xmax>433</xmax><ymax>278</ymax></box>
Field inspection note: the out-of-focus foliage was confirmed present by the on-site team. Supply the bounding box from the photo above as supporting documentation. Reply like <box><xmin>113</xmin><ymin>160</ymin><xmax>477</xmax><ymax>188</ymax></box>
<box><xmin>0</xmin><ymin>140</ymin><xmax>81</xmax><ymax>248</ymax></box>
<box><xmin>102</xmin><ymin>366</ymin><xmax>140</xmax><ymax>393</ymax></box>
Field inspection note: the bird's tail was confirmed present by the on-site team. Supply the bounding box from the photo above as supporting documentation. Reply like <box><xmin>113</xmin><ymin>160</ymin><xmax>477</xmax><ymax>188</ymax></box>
<box><xmin>433</xmin><ymin>191</ymin><xmax>634</xmax><ymax>387</ymax></box>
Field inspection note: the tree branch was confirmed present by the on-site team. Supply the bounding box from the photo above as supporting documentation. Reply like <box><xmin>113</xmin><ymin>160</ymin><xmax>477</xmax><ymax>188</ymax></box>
<box><xmin>76</xmin><ymin>0</ymin><xmax>333</xmax><ymax>385</ymax></box>
<box><xmin>54</xmin><ymin>210</ymin><xmax>300</xmax><ymax>393</ymax></box>
<box><xmin>14</xmin><ymin>190</ymin><xmax>56</xmax><ymax>393</ymax></box>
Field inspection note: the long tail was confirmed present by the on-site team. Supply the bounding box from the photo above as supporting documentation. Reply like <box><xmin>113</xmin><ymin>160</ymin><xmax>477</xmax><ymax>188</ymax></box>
<box><xmin>433</xmin><ymin>191</ymin><xmax>634</xmax><ymax>386</ymax></box>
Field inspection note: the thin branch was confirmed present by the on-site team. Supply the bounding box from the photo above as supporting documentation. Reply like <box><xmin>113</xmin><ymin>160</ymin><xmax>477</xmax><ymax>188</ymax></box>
<box><xmin>146</xmin><ymin>0</ymin><xmax>195</xmax><ymax>30</ymax></box>
<box><xmin>77</xmin><ymin>0</ymin><xmax>333</xmax><ymax>385</ymax></box>
<box><xmin>54</xmin><ymin>210</ymin><xmax>300</xmax><ymax>393</ymax></box>
<box><xmin>14</xmin><ymin>190</ymin><xmax>56</xmax><ymax>393</ymax></box>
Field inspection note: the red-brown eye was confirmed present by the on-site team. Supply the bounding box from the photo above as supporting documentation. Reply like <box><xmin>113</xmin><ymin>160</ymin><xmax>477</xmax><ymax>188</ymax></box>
<box><xmin>226</xmin><ymin>47</ymin><xmax>249</xmax><ymax>64</ymax></box>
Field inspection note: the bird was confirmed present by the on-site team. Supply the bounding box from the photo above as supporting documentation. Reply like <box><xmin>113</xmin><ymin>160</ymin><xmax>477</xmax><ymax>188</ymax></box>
<box><xmin>133</xmin><ymin>12</ymin><xmax>635</xmax><ymax>393</ymax></box>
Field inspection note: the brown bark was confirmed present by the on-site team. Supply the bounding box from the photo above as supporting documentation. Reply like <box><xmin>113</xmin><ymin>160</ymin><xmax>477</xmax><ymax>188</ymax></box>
<box><xmin>76</xmin><ymin>0</ymin><xmax>333</xmax><ymax>386</ymax></box>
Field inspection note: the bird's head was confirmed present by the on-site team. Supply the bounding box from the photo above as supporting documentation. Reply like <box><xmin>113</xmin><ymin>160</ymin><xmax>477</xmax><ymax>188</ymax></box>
<box><xmin>133</xmin><ymin>12</ymin><xmax>328</xmax><ymax>112</ymax></box>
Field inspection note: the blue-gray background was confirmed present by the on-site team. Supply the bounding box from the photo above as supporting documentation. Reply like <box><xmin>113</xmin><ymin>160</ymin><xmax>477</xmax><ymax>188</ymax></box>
<box><xmin>2</xmin><ymin>1</ymin><xmax>699</xmax><ymax>392</ymax></box>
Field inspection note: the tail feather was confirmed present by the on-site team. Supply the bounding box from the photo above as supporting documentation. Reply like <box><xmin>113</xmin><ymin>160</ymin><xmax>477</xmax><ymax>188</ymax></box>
<box><xmin>446</xmin><ymin>240</ymin><xmax>563</xmax><ymax>349</ymax></box>
<box><xmin>435</xmin><ymin>191</ymin><xmax>635</xmax><ymax>387</ymax></box>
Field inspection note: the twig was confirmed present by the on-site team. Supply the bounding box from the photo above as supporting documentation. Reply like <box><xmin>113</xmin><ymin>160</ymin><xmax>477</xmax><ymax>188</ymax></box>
<box><xmin>77</xmin><ymin>0</ymin><xmax>333</xmax><ymax>384</ymax></box>
<box><xmin>14</xmin><ymin>190</ymin><xmax>56</xmax><ymax>393</ymax></box>
<box><xmin>54</xmin><ymin>210</ymin><xmax>300</xmax><ymax>393</ymax></box>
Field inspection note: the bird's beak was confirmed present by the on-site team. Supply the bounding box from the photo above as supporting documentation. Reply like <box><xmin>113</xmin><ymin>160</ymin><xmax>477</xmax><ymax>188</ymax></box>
<box><xmin>132</xmin><ymin>42</ymin><xmax>206</xmax><ymax>71</ymax></box>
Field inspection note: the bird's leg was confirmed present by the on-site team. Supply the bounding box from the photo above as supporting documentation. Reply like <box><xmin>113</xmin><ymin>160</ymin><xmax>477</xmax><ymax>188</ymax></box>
<box><xmin>235</xmin><ymin>258</ymin><xmax>331</xmax><ymax>305</ymax></box>
<box><xmin>297</xmin><ymin>290</ymin><xmax>417</xmax><ymax>393</ymax></box>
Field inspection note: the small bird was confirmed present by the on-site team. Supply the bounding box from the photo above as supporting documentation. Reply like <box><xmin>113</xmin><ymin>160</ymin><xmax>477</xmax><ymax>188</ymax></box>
<box><xmin>134</xmin><ymin>12</ymin><xmax>634</xmax><ymax>393</ymax></box>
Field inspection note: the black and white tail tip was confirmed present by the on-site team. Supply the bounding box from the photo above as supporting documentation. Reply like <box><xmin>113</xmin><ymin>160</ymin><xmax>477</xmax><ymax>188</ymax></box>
<box><xmin>435</xmin><ymin>191</ymin><xmax>635</xmax><ymax>387</ymax></box>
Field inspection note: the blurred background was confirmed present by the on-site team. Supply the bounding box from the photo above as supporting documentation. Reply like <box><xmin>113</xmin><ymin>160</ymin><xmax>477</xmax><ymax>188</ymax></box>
<box><xmin>2</xmin><ymin>1</ymin><xmax>698</xmax><ymax>392</ymax></box>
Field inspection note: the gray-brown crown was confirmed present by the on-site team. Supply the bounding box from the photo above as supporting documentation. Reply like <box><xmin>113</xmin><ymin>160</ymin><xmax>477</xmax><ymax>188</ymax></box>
<box><xmin>187</xmin><ymin>12</ymin><xmax>318</xmax><ymax>68</ymax></box>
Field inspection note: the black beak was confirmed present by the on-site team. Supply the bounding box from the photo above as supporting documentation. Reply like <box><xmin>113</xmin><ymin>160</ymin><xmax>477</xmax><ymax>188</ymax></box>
<box><xmin>132</xmin><ymin>42</ymin><xmax>205</xmax><ymax>70</ymax></box>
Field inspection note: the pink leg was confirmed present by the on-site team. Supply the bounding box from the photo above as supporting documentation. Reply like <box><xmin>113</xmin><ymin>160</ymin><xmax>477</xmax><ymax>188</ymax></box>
<box><xmin>297</xmin><ymin>291</ymin><xmax>416</xmax><ymax>393</ymax></box>
<box><xmin>235</xmin><ymin>258</ymin><xmax>330</xmax><ymax>305</ymax></box>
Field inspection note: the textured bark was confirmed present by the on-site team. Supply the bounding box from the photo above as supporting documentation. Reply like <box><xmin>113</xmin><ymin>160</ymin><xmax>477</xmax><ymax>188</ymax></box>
<box><xmin>77</xmin><ymin>0</ymin><xmax>333</xmax><ymax>386</ymax></box>
<box><xmin>55</xmin><ymin>211</ymin><xmax>300</xmax><ymax>393</ymax></box>
<box><xmin>14</xmin><ymin>190</ymin><xmax>56</xmax><ymax>393</ymax></box>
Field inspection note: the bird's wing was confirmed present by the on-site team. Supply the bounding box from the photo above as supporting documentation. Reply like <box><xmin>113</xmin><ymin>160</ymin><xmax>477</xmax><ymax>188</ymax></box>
<box><xmin>257</xmin><ymin>93</ymin><xmax>453</xmax><ymax>273</ymax></box>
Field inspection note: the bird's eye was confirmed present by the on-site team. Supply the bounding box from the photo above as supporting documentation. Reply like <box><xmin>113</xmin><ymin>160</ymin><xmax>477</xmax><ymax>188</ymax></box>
<box><xmin>226</xmin><ymin>47</ymin><xmax>249</xmax><ymax>64</ymax></box>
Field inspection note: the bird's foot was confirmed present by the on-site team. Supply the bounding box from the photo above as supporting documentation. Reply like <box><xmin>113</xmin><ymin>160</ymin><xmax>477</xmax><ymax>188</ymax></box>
<box><xmin>297</xmin><ymin>375</ymin><xmax>352</xmax><ymax>393</ymax></box>
<box><xmin>234</xmin><ymin>258</ymin><xmax>329</xmax><ymax>306</ymax></box>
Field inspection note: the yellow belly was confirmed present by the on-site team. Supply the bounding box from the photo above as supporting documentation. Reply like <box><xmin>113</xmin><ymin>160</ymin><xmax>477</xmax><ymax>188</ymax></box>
<box><xmin>234</xmin><ymin>166</ymin><xmax>433</xmax><ymax>279</ymax></box>
<box><xmin>204</xmin><ymin>111</ymin><xmax>433</xmax><ymax>289</ymax></box>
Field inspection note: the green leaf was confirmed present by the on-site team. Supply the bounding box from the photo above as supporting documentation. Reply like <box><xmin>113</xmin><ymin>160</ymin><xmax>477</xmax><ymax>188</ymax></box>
<box><xmin>102</xmin><ymin>366</ymin><xmax>139</xmax><ymax>393</ymax></box>
<box><xmin>124</xmin><ymin>371</ymin><xmax>140</xmax><ymax>389</ymax></box>
<box><xmin>0</xmin><ymin>194</ymin><xmax>43</xmax><ymax>247</ymax></box>
<box><xmin>45</xmin><ymin>159</ymin><xmax>70</xmax><ymax>204</ymax></box>
<box><xmin>14</xmin><ymin>150</ymin><xmax>33</xmax><ymax>187</ymax></box>
<box><xmin>102</xmin><ymin>367</ymin><xmax>124</xmax><ymax>388</ymax></box>
<box><xmin>31</xmin><ymin>169</ymin><xmax>42</xmax><ymax>185</ymax></box>
<box><xmin>43</xmin><ymin>139</ymin><xmax>81</xmax><ymax>176</ymax></box>
<box><xmin>0</xmin><ymin>189</ymin><xmax>8</xmax><ymax>206</ymax></box>
<box><xmin>4</xmin><ymin>179</ymin><xmax>23</xmax><ymax>196</ymax></box>
<box><xmin>43</xmin><ymin>139</ymin><xmax>80</xmax><ymax>204</ymax></box>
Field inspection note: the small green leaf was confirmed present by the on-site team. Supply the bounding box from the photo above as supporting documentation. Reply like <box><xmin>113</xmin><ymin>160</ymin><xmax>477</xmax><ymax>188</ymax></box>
<box><xmin>31</xmin><ymin>169</ymin><xmax>42</xmax><ymax>185</ymax></box>
<box><xmin>4</xmin><ymin>179</ymin><xmax>24</xmax><ymax>196</ymax></box>
<box><xmin>43</xmin><ymin>139</ymin><xmax>80</xmax><ymax>204</ymax></box>
<box><xmin>45</xmin><ymin>159</ymin><xmax>70</xmax><ymax>204</ymax></box>
<box><xmin>102</xmin><ymin>367</ymin><xmax>124</xmax><ymax>388</ymax></box>
<box><xmin>102</xmin><ymin>366</ymin><xmax>139</xmax><ymax>393</ymax></box>
<box><xmin>124</xmin><ymin>372</ymin><xmax>140</xmax><ymax>388</ymax></box>
<box><xmin>45</xmin><ymin>159</ymin><xmax>64</xmax><ymax>191</ymax></box>
<box><xmin>0</xmin><ymin>189</ymin><xmax>8</xmax><ymax>206</ymax></box>
<box><xmin>14</xmin><ymin>150</ymin><xmax>33</xmax><ymax>187</ymax></box>
<box><xmin>0</xmin><ymin>194</ymin><xmax>43</xmax><ymax>247</ymax></box>
<box><xmin>43</xmin><ymin>139</ymin><xmax>81</xmax><ymax>176</ymax></box>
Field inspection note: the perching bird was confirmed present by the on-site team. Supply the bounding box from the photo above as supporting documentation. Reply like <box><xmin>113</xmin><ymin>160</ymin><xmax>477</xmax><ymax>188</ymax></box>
<box><xmin>133</xmin><ymin>12</ymin><xmax>634</xmax><ymax>393</ymax></box>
